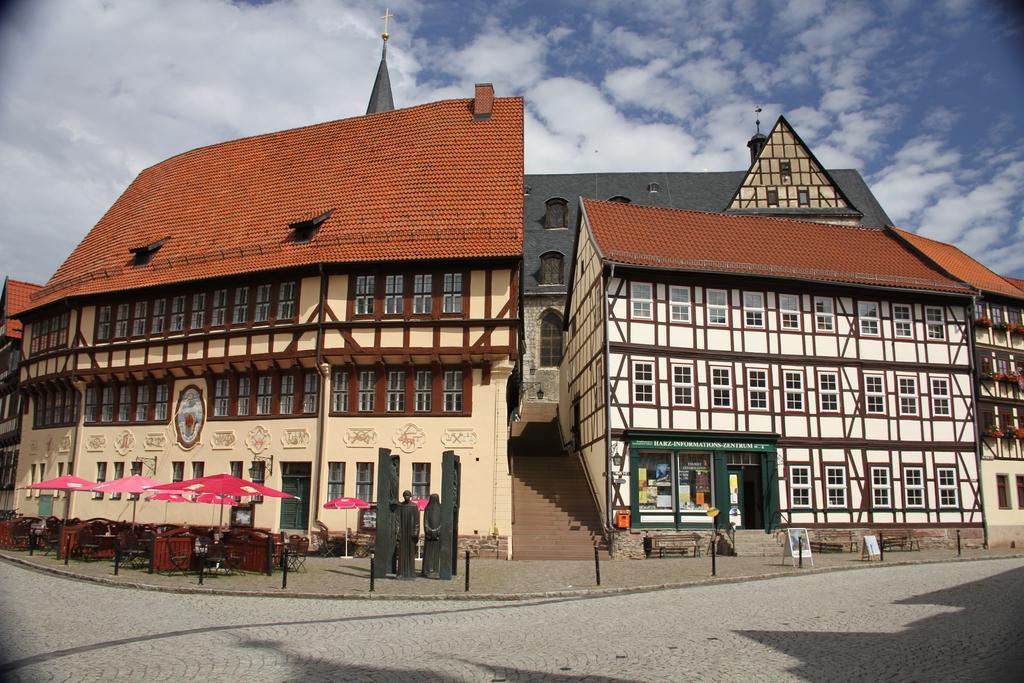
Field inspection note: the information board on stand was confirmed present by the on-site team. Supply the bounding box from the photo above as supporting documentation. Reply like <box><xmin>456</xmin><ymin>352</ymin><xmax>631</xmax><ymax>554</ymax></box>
<box><xmin>862</xmin><ymin>534</ymin><xmax>881</xmax><ymax>560</ymax></box>
<box><xmin>784</xmin><ymin>527</ymin><xmax>813</xmax><ymax>567</ymax></box>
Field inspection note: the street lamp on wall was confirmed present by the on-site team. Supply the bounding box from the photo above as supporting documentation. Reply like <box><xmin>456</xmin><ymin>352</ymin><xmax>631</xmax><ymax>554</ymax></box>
<box><xmin>132</xmin><ymin>456</ymin><xmax>157</xmax><ymax>476</ymax></box>
<box><xmin>248</xmin><ymin>454</ymin><xmax>273</xmax><ymax>480</ymax></box>
<box><xmin>611</xmin><ymin>443</ymin><xmax>623</xmax><ymax>469</ymax></box>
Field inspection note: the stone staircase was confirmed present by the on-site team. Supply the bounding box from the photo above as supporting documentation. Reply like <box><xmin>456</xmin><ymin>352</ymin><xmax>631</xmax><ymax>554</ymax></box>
<box><xmin>730</xmin><ymin>528</ymin><xmax>783</xmax><ymax>557</ymax></box>
<box><xmin>510</xmin><ymin>403</ymin><xmax>607</xmax><ymax>560</ymax></box>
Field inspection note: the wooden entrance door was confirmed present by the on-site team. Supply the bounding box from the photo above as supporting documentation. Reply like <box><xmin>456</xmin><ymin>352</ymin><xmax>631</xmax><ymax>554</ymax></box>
<box><xmin>279</xmin><ymin>463</ymin><xmax>311</xmax><ymax>530</ymax></box>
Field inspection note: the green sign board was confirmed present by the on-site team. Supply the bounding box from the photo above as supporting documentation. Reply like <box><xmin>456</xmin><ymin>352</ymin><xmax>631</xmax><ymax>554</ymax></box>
<box><xmin>629</xmin><ymin>438</ymin><xmax>775</xmax><ymax>452</ymax></box>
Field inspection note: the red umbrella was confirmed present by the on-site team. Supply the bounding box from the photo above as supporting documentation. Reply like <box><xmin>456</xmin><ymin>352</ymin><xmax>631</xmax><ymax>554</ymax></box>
<box><xmin>91</xmin><ymin>475</ymin><xmax>163</xmax><ymax>528</ymax></box>
<box><xmin>323</xmin><ymin>496</ymin><xmax>369</xmax><ymax>557</ymax></box>
<box><xmin>411</xmin><ymin>498</ymin><xmax>429</xmax><ymax>512</ymax></box>
<box><xmin>26</xmin><ymin>475</ymin><xmax>95</xmax><ymax>491</ymax></box>
<box><xmin>146</xmin><ymin>492</ymin><xmax>191</xmax><ymax>503</ymax></box>
<box><xmin>194</xmin><ymin>493</ymin><xmax>239</xmax><ymax>506</ymax></box>
<box><xmin>155</xmin><ymin>473</ymin><xmax>293</xmax><ymax>529</ymax></box>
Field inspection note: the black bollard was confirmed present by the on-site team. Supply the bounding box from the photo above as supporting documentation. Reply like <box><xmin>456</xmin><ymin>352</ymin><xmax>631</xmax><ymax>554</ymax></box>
<box><xmin>594</xmin><ymin>545</ymin><xmax>601</xmax><ymax>586</ymax></box>
<box><xmin>957</xmin><ymin>529</ymin><xmax>962</xmax><ymax>556</ymax></box>
<box><xmin>798</xmin><ymin>531</ymin><xmax>802</xmax><ymax>569</ymax></box>
<box><xmin>464</xmin><ymin>550</ymin><xmax>470</xmax><ymax>592</ymax></box>
<box><xmin>28</xmin><ymin>532</ymin><xmax>36</xmax><ymax>556</ymax></box>
<box><xmin>281</xmin><ymin>547</ymin><xmax>289</xmax><ymax>589</ymax></box>
<box><xmin>712</xmin><ymin>530</ymin><xmax>717</xmax><ymax>576</ymax></box>
<box><xmin>114</xmin><ymin>544</ymin><xmax>121</xmax><ymax>576</ymax></box>
<box><xmin>198</xmin><ymin>557</ymin><xmax>204</xmax><ymax>585</ymax></box>
<box><xmin>369</xmin><ymin>552</ymin><xmax>375</xmax><ymax>593</ymax></box>
<box><xmin>880</xmin><ymin>531</ymin><xmax>885</xmax><ymax>562</ymax></box>
<box><xmin>64</xmin><ymin>535</ymin><xmax>71</xmax><ymax>566</ymax></box>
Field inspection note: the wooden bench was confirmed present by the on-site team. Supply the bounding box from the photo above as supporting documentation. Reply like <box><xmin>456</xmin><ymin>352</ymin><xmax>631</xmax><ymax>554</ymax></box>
<box><xmin>810</xmin><ymin>530</ymin><xmax>859</xmax><ymax>553</ymax></box>
<box><xmin>881</xmin><ymin>530</ymin><xmax>920</xmax><ymax>551</ymax></box>
<box><xmin>646</xmin><ymin>533</ymin><xmax>702</xmax><ymax>558</ymax></box>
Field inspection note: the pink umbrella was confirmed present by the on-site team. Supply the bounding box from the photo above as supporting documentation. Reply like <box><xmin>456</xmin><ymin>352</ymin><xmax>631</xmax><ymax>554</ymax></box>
<box><xmin>146</xmin><ymin>492</ymin><xmax>191</xmax><ymax>503</ymax></box>
<box><xmin>91</xmin><ymin>475</ymin><xmax>163</xmax><ymax>527</ymax></box>
<box><xmin>323</xmin><ymin>496</ymin><xmax>369</xmax><ymax>557</ymax></box>
<box><xmin>194</xmin><ymin>493</ymin><xmax>239</xmax><ymax>506</ymax></box>
<box><xmin>411</xmin><ymin>498</ymin><xmax>429</xmax><ymax>512</ymax></box>
<box><xmin>155</xmin><ymin>473</ymin><xmax>293</xmax><ymax>529</ymax></box>
<box><xmin>24</xmin><ymin>475</ymin><xmax>97</xmax><ymax>559</ymax></box>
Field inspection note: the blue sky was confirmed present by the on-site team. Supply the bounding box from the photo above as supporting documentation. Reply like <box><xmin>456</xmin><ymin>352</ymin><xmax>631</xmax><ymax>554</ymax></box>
<box><xmin>1</xmin><ymin>0</ymin><xmax>1022</xmax><ymax>285</ymax></box>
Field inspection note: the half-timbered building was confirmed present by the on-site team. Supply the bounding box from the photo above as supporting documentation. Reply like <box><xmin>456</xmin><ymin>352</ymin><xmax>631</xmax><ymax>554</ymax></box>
<box><xmin>13</xmin><ymin>83</ymin><xmax>523</xmax><ymax>547</ymax></box>
<box><xmin>1</xmin><ymin>278</ymin><xmax>41</xmax><ymax>514</ymax></box>
<box><xmin>561</xmin><ymin>199</ymin><xmax>982</xmax><ymax>554</ymax></box>
<box><xmin>891</xmin><ymin>229</ymin><xmax>1024</xmax><ymax>547</ymax></box>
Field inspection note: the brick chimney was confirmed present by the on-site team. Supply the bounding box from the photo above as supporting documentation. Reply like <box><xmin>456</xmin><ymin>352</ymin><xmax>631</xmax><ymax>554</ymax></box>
<box><xmin>473</xmin><ymin>83</ymin><xmax>494</xmax><ymax>121</ymax></box>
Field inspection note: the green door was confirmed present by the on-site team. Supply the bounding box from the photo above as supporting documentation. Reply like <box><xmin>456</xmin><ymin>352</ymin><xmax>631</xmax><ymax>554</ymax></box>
<box><xmin>38</xmin><ymin>494</ymin><xmax>53</xmax><ymax>517</ymax></box>
<box><xmin>279</xmin><ymin>463</ymin><xmax>311</xmax><ymax>530</ymax></box>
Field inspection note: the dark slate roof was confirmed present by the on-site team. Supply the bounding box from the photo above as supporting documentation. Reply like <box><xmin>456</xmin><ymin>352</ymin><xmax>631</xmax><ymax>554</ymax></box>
<box><xmin>522</xmin><ymin>170</ymin><xmax>893</xmax><ymax>294</ymax></box>
<box><xmin>366</xmin><ymin>44</ymin><xmax>395</xmax><ymax>115</ymax></box>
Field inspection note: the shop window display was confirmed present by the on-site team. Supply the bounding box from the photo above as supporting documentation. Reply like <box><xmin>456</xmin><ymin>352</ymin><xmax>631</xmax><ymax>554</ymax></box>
<box><xmin>636</xmin><ymin>451</ymin><xmax>713</xmax><ymax>518</ymax></box>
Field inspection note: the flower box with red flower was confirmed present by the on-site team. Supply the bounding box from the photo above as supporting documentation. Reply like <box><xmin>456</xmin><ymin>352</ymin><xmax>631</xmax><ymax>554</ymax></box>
<box><xmin>1010</xmin><ymin>323</ymin><xmax>1024</xmax><ymax>335</ymax></box>
<box><xmin>1016</xmin><ymin>427</ymin><xmax>1024</xmax><ymax>439</ymax></box>
<box><xmin>994</xmin><ymin>320</ymin><xmax>1009</xmax><ymax>332</ymax></box>
<box><xmin>981</xmin><ymin>369</ymin><xmax>998</xmax><ymax>381</ymax></box>
<box><xmin>984</xmin><ymin>426</ymin><xmax>1004</xmax><ymax>438</ymax></box>
<box><xmin>975</xmin><ymin>317</ymin><xmax>992</xmax><ymax>328</ymax></box>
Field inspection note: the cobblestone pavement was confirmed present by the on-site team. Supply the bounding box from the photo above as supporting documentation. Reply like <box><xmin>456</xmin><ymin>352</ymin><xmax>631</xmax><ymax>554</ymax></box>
<box><xmin>2</xmin><ymin>557</ymin><xmax>1023</xmax><ymax>681</ymax></box>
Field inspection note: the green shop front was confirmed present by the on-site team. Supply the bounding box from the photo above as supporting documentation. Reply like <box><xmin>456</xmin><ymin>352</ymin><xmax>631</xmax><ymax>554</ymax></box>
<box><xmin>627</xmin><ymin>433</ymin><xmax>779</xmax><ymax>531</ymax></box>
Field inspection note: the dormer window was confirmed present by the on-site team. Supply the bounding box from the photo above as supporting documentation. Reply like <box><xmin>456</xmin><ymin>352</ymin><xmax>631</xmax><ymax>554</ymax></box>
<box><xmin>767</xmin><ymin>190</ymin><xmax>779</xmax><ymax>207</ymax></box>
<box><xmin>608</xmin><ymin>196</ymin><xmax>631</xmax><ymax>203</ymax></box>
<box><xmin>289</xmin><ymin>209</ymin><xmax>334</xmax><ymax>243</ymax></box>
<box><xmin>647</xmin><ymin>182</ymin><xmax>659</xmax><ymax>193</ymax></box>
<box><xmin>779</xmin><ymin>160</ymin><xmax>791</xmax><ymax>174</ymax></box>
<box><xmin>544</xmin><ymin>198</ymin><xmax>568</xmax><ymax>229</ymax></box>
<box><xmin>128</xmin><ymin>237</ymin><xmax>169</xmax><ymax>266</ymax></box>
<box><xmin>539</xmin><ymin>252</ymin><xmax>564</xmax><ymax>285</ymax></box>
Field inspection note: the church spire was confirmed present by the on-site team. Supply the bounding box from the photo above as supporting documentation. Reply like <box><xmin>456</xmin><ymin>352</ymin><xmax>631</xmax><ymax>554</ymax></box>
<box><xmin>366</xmin><ymin>9</ymin><xmax>395</xmax><ymax>115</ymax></box>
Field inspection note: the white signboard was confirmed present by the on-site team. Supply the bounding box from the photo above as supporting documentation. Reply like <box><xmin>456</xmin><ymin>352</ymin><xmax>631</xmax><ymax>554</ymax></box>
<box><xmin>785</xmin><ymin>528</ymin><xmax>813</xmax><ymax>567</ymax></box>
<box><xmin>862</xmin><ymin>534</ymin><xmax>881</xmax><ymax>560</ymax></box>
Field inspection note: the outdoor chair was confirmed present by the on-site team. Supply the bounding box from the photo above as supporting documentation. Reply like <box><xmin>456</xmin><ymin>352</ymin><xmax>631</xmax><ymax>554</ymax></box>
<box><xmin>75</xmin><ymin>528</ymin><xmax>100</xmax><ymax>562</ymax></box>
<box><xmin>286</xmin><ymin>535</ymin><xmax>309</xmax><ymax>572</ymax></box>
<box><xmin>314</xmin><ymin>521</ymin><xmax>341</xmax><ymax>558</ymax></box>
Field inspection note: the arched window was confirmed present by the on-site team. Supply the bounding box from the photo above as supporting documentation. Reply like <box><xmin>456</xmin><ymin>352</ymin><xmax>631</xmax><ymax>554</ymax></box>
<box><xmin>544</xmin><ymin>198</ymin><xmax>568</xmax><ymax>229</ymax></box>
<box><xmin>539</xmin><ymin>311</ymin><xmax>563</xmax><ymax>367</ymax></box>
<box><xmin>539</xmin><ymin>252</ymin><xmax>564</xmax><ymax>285</ymax></box>
<box><xmin>608</xmin><ymin>195</ymin><xmax>631</xmax><ymax>203</ymax></box>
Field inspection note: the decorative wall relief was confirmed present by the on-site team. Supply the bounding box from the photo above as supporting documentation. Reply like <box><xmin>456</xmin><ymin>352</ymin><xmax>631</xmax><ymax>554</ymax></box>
<box><xmin>144</xmin><ymin>433</ymin><xmax>167</xmax><ymax>451</ymax></box>
<box><xmin>85</xmin><ymin>435</ymin><xmax>106</xmax><ymax>452</ymax></box>
<box><xmin>211</xmin><ymin>431</ymin><xmax>237</xmax><ymax>450</ymax></box>
<box><xmin>393</xmin><ymin>423</ymin><xmax>426</xmax><ymax>453</ymax></box>
<box><xmin>245</xmin><ymin>426</ymin><xmax>272</xmax><ymax>455</ymax></box>
<box><xmin>58</xmin><ymin>435</ymin><xmax>71</xmax><ymax>454</ymax></box>
<box><xmin>343</xmin><ymin>427</ymin><xmax>378</xmax><ymax>448</ymax></box>
<box><xmin>113</xmin><ymin>430</ymin><xmax>136</xmax><ymax>456</ymax></box>
<box><xmin>441</xmin><ymin>428</ymin><xmax>478</xmax><ymax>448</ymax></box>
<box><xmin>174</xmin><ymin>384</ymin><xmax>205</xmax><ymax>450</ymax></box>
<box><xmin>281</xmin><ymin>428</ymin><xmax>310</xmax><ymax>449</ymax></box>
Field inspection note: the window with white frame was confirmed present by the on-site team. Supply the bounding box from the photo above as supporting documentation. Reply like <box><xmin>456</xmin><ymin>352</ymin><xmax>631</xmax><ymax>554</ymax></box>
<box><xmin>279</xmin><ymin>375</ymin><xmax>295</xmax><ymax>414</ymax></box>
<box><xmin>302</xmin><ymin>372</ymin><xmax>318</xmax><ymax>414</ymax></box>
<box><xmin>784</xmin><ymin>371</ymin><xmax>804</xmax><ymax>411</ymax></box>
<box><xmin>925</xmin><ymin>306</ymin><xmax>945</xmax><ymax>340</ymax></box>
<box><xmin>937</xmin><ymin>467</ymin><xmax>959</xmax><ymax>508</ymax></box>
<box><xmin>236</xmin><ymin>377</ymin><xmax>250</xmax><ymax>416</ymax></box>
<box><xmin>669</xmin><ymin>286</ymin><xmax>690</xmax><ymax>323</ymax></box>
<box><xmin>744</xmin><ymin>292</ymin><xmax>765</xmax><ymax>327</ymax></box>
<box><xmin>355</xmin><ymin>276</ymin><xmax>375</xmax><ymax>315</ymax></box>
<box><xmin>277</xmin><ymin>282</ymin><xmax>296</xmax><ymax>319</ymax></box>
<box><xmin>257</xmin><ymin>374</ymin><xmax>273</xmax><ymax>415</ymax></box>
<box><xmin>814</xmin><ymin>297</ymin><xmax>834</xmax><ymax>332</ymax></box>
<box><xmin>331</xmin><ymin>370</ymin><xmax>348</xmax><ymax>412</ymax></box>
<box><xmin>707</xmin><ymin>289</ymin><xmax>728</xmax><ymax>325</ymax></box>
<box><xmin>358</xmin><ymin>370</ymin><xmax>375</xmax><ymax>412</ymax></box>
<box><xmin>443</xmin><ymin>370</ymin><xmax>463</xmax><ymax>412</ymax></box>
<box><xmin>818</xmin><ymin>371</ymin><xmax>840</xmax><ymax>412</ymax></box>
<box><xmin>412</xmin><ymin>274</ymin><xmax>432</xmax><ymax>314</ymax></box>
<box><xmin>232</xmin><ymin>287</ymin><xmax>249</xmax><ymax>324</ymax></box>
<box><xmin>633</xmin><ymin>361</ymin><xmax>655</xmax><ymax>404</ymax></box>
<box><xmin>115</xmin><ymin>303</ymin><xmax>129</xmax><ymax>338</ymax></box>
<box><xmin>101</xmin><ymin>386</ymin><xmax>114</xmax><ymax>422</ymax></box>
<box><xmin>169</xmin><ymin>296</ymin><xmax>186</xmax><ymax>331</ymax></box>
<box><xmin>211</xmin><ymin>289</ymin><xmax>227</xmax><ymax>327</ymax></box>
<box><xmin>110</xmin><ymin>462</ymin><xmax>124</xmax><ymax>500</ymax></box>
<box><xmin>898</xmin><ymin>376</ymin><xmax>918</xmax><ymax>416</ymax></box>
<box><xmin>117</xmin><ymin>384</ymin><xmax>131</xmax><ymax>422</ymax></box>
<box><xmin>904</xmin><ymin>467</ymin><xmax>925</xmax><ymax>507</ymax></box>
<box><xmin>711</xmin><ymin>366</ymin><xmax>732</xmax><ymax>408</ymax></box>
<box><xmin>192</xmin><ymin>461</ymin><xmax>205</xmax><ymax>479</ymax></box>
<box><xmin>412</xmin><ymin>463</ymin><xmax>430</xmax><ymax>498</ymax></box>
<box><xmin>386</xmin><ymin>370</ymin><xmax>406</xmax><ymax>412</ymax></box>
<box><xmin>191</xmin><ymin>293</ymin><xmax>206</xmax><ymax>329</ymax></box>
<box><xmin>384</xmin><ymin>275</ymin><xmax>404</xmax><ymax>315</ymax></box>
<box><xmin>132</xmin><ymin>301</ymin><xmax>148</xmax><ymax>336</ymax></box>
<box><xmin>779</xmin><ymin>294</ymin><xmax>801</xmax><ymax>330</ymax></box>
<box><xmin>747</xmin><ymin>368</ymin><xmax>768</xmax><ymax>411</ymax></box>
<box><xmin>154</xmin><ymin>384</ymin><xmax>169</xmax><ymax>421</ymax></box>
<box><xmin>442</xmin><ymin>273</ymin><xmax>463</xmax><ymax>313</ymax></box>
<box><xmin>893</xmin><ymin>304</ymin><xmax>913</xmax><ymax>338</ymax></box>
<box><xmin>327</xmin><ymin>462</ymin><xmax>345</xmax><ymax>501</ymax></box>
<box><xmin>355</xmin><ymin>462</ymin><xmax>374</xmax><ymax>502</ymax></box>
<box><xmin>151</xmin><ymin>299</ymin><xmax>167</xmax><ymax>333</ymax></box>
<box><xmin>930</xmin><ymin>377</ymin><xmax>951</xmax><ymax>417</ymax></box>
<box><xmin>415</xmin><ymin>370</ymin><xmax>432</xmax><ymax>412</ymax></box>
<box><xmin>826</xmin><ymin>465</ymin><xmax>847</xmax><ymax>507</ymax></box>
<box><xmin>254</xmin><ymin>284</ymin><xmax>272</xmax><ymax>322</ymax></box>
<box><xmin>214</xmin><ymin>378</ymin><xmax>230</xmax><ymax>417</ymax></box>
<box><xmin>671</xmin><ymin>363</ymin><xmax>694</xmax><ymax>406</ymax></box>
<box><xmin>864</xmin><ymin>374</ymin><xmax>885</xmax><ymax>414</ymax></box>
<box><xmin>790</xmin><ymin>466</ymin><xmax>811</xmax><ymax>507</ymax></box>
<box><xmin>631</xmin><ymin>282</ymin><xmax>653</xmax><ymax>320</ymax></box>
<box><xmin>858</xmin><ymin>301</ymin><xmax>879</xmax><ymax>336</ymax></box>
<box><xmin>134</xmin><ymin>384</ymin><xmax>149</xmax><ymax>422</ymax></box>
<box><xmin>171</xmin><ymin>461</ymin><xmax>184</xmax><ymax>483</ymax></box>
<box><xmin>93</xmin><ymin>462</ymin><xmax>107</xmax><ymax>499</ymax></box>
<box><xmin>871</xmin><ymin>466</ymin><xmax>891</xmax><ymax>508</ymax></box>
<box><xmin>96</xmin><ymin>305</ymin><xmax>112</xmax><ymax>340</ymax></box>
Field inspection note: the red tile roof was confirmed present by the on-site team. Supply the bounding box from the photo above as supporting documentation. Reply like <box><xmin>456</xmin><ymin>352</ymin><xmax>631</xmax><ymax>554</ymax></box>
<box><xmin>891</xmin><ymin>228</ymin><xmax>1024</xmax><ymax>299</ymax></box>
<box><xmin>581</xmin><ymin>199</ymin><xmax>970</xmax><ymax>294</ymax></box>
<box><xmin>3</xmin><ymin>278</ymin><xmax>43</xmax><ymax>338</ymax></box>
<box><xmin>27</xmin><ymin>95</ymin><xmax>524</xmax><ymax>312</ymax></box>
<box><xmin>1004</xmin><ymin>276</ymin><xmax>1024</xmax><ymax>292</ymax></box>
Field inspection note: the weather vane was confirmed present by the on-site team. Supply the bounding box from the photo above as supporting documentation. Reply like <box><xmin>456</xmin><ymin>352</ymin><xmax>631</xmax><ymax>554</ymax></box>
<box><xmin>755</xmin><ymin>107</ymin><xmax>762</xmax><ymax>135</ymax></box>
<box><xmin>382</xmin><ymin>8</ymin><xmax>393</xmax><ymax>42</ymax></box>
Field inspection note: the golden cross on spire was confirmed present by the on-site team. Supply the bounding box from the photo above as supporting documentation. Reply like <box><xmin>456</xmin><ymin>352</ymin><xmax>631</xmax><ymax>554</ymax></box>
<box><xmin>381</xmin><ymin>8</ymin><xmax>393</xmax><ymax>41</ymax></box>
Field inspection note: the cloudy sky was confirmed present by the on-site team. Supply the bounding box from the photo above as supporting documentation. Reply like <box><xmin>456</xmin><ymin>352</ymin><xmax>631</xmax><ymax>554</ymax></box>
<box><xmin>1</xmin><ymin>0</ymin><xmax>1023</xmax><ymax>285</ymax></box>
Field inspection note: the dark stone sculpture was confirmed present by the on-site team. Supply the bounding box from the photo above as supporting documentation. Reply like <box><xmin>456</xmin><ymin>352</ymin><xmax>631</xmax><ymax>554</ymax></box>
<box><xmin>439</xmin><ymin>450</ymin><xmax>461</xmax><ymax>580</ymax></box>
<box><xmin>372</xmin><ymin>448</ymin><xmax>400</xmax><ymax>578</ymax></box>
<box><xmin>421</xmin><ymin>493</ymin><xmax>442</xmax><ymax>578</ymax></box>
<box><xmin>396</xmin><ymin>490</ymin><xmax>419</xmax><ymax>580</ymax></box>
